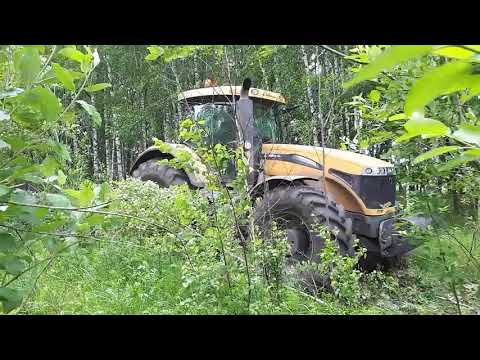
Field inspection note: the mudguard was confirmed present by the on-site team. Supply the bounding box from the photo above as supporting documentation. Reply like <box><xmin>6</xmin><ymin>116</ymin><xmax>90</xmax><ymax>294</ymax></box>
<box><xmin>129</xmin><ymin>144</ymin><xmax>207</xmax><ymax>188</ymax></box>
<box><xmin>249</xmin><ymin>175</ymin><xmax>320</xmax><ymax>198</ymax></box>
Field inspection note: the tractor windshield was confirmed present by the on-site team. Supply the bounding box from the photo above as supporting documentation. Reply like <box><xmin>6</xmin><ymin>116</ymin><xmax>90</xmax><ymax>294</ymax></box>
<box><xmin>191</xmin><ymin>101</ymin><xmax>282</xmax><ymax>146</ymax></box>
<box><xmin>193</xmin><ymin>103</ymin><xmax>237</xmax><ymax>146</ymax></box>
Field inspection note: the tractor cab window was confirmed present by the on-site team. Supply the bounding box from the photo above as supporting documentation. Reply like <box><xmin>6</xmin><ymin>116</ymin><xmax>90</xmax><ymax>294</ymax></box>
<box><xmin>192</xmin><ymin>103</ymin><xmax>237</xmax><ymax>146</ymax></box>
<box><xmin>253</xmin><ymin>102</ymin><xmax>282</xmax><ymax>143</ymax></box>
<box><xmin>188</xmin><ymin>100</ymin><xmax>283</xmax><ymax>146</ymax></box>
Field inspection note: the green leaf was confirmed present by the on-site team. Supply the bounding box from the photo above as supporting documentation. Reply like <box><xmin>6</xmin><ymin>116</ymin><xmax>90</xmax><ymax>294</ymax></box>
<box><xmin>11</xmin><ymin>189</ymin><xmax>37</xmax><ymax>205</ymax></box>
<box><xmin>61</xmin><ymin>111</ymin><xmax>76</xmax><ymax>125</ymax></box>
<box><xmin>344</xmin><ymin>45</ymin><xmax>433</xmax><ymax>88</ymax></box>
<box><xmin>32</xmin><ymin>45</ymin><xmax>45</xmax><ymax>54</ymax></box>
<box><xmin>85</xmin><ymin>83</ymin><xmax>111</xmax><ymax>93</ymax></box>
<box><xmin>368</xmin><ymin>89</ymin><xmax>381</xmax><ymax>103</ymax></box>
<box><xmin>50</xmin><ymin>141</ymin><xmax>71</xmax><ymax>163</ymax></box>
<box><xmin>76</xmin><ymin>100</ymin><xmax>102</xmax><ymax>127</ymax></box>
<box><xmin>20</xmin><ymin>174</ymin><xmax>43</xmax><ymax>184</ymax></box>
<box><xmin>15</xmin><ymin>47</ymin><xmax>41</xmax><ymax>84</ymax></box>
<box><xmin>464</xmin><ymin>148</ymin><xmax>480</xmax><ymax>156</ymax></box>
<box><xmin>451</xmin><ymin>123</ymin><xmax>480</xmax><ymax>146</ymax></box>
<box><xmin>145</xmin><ymin>46</ymin><xmax>163</xmax><ymax>61</ymax></box>
<box><xmin>32</xmin><ymin>218</ymin><xmax>67</xmax><ymax>233</ymax></box>
<box><xmin>388</xmin><ymin>113</ymin><xmax>407</xmax><ymax>122</ymax></box>
<box><xmin>403</xmin><ymin>116</ymin><xmax>450</xmax><ymax>138</ymax></box>
<box><xmin>404</xmin><ymin>61</ymin><xmax>480</xmax><ymax>117</ymax></box>
<box><xmin>58</xmin><ymin>47</ymin><xmax>86</xmax><ymax>63</ymax></box>
<box><xmin>0</xmin><ymin>287</ymin><xmax>23</xmax><ymax>313</ymax></box>
<box><xmin>0</xmin><ymin>233</ymin><xmax>16</xmax><ymax>252</ymax></box>
<box><xmin>0</xmin><ymin>185</ymin><xmax>11</xmax><ymax>197</ymax></box>
<box><xmin>23</xmin><ymin>87</ymin><xmax>61</xmax><ymax>123</ymax></box>
<box><xmin>2</xmin><ymin>135</ymin><xmax>26</xmax><ymax>152</ymax></box>
<box><xmin>0</xmin><ymin>255</ymin><xmax>26</xmax><ymax>275</ymax></box>
<box><xmin>52</xmin><ymin>63</ymin><xmax>75</xmax><ymax>91</ymax></box>
<box><xmin>64</xmin><ymin>183</ymin><xmax>95</xmax><ymax>208</ymax></box>
<box><xmin>85</xmin><ymin>213</ymin><xmax>104</xmax><ymax>226</ymax></box>
<box><xmin>0</xmin><ymin>110</ymin><xmax>10</xmax><ymax>121</ymax></box>
<box><xmin>438</xmin><ymin>152</ymin><xmax>480</xmax><ymax>172</ymax></box>
<box><xmin>57</xmin><ymin>169</ymin><xmax>67</xmax><ymax>185</ymax></box>
<box><xmin>39</xmin><ymin>156</ymin><xmax>59</xmax><ymax>177</ymax></box>
<box><xmin>413</xmin><ymin>146</ymin><xmax>460</xmax><ymax>164</ymax></box>
<box><xmin>0</xmin><ymin>138</ymin><xmax>10</xmax><ymax>150</ymax></box>
<box><xmin>45</xmin><ymin>193</ymin><xmax>71</xmax><ymax>207</ymax></box>
<box><xmin>69</xmin><ymin>71</ymin><xmax>85</xmax><ymax>80</ymax></box>
<box><xmin>433</xmin><ymin>45</ymin><xmax>479</xmax><ymax>60</ymax></box>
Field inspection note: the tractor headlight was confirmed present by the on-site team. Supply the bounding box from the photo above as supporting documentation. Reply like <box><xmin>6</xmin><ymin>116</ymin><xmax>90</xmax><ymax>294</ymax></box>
<box><xmin>362</xmin><ymin>167</ymin><xmax>395</xmax><ymax>176</ymax></box>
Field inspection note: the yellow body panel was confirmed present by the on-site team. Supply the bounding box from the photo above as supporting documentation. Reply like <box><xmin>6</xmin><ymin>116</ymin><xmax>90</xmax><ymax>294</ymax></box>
<box><xmin>262</xmin><ymin>144</ymin><xmax>396</xmax><ymax>216</ymax></box>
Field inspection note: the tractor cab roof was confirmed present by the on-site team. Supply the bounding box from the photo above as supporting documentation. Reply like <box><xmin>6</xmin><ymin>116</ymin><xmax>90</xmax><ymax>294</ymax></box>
<box><xmin>178</xmin><ymin>86</ymin><xmax>287</xmax><ymax>105</ymax></box>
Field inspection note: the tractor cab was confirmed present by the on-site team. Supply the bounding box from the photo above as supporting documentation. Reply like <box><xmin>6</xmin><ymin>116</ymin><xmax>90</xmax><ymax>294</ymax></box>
<box><xmin>178</xmin><ymin>86</ymin><xmax>287</xmax><ymax>147</ymax></box>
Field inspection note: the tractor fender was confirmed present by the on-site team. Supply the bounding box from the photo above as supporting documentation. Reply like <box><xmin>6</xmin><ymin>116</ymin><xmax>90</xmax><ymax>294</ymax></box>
<box><xmin>250</xmin><ymin>174</ymin><xmax>370</xmax><ymax>215</ymax></box>
<box><xmin>249</xmin><ymin>175</ymin><xmax>320</xmax><ymax>198</ymax></box>
<box><xmin>129</xmin><ymin>145</ymin><xmax>206</xmax><ymax>188</ymax></box>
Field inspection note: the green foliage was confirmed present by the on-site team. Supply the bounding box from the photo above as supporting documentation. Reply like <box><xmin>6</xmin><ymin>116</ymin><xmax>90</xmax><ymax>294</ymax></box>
<box><xmin>76</xmin><ymin>100</ymin><xmax>102</xmax><ymax>127</ymax></box>
<box><xmin>413</xmin><ymin>146</ymin><xmax>460</xmax><ymax>164</ymax></box>
<box><xmin>52</xmin><ymin>63</ymin><xmax>76</xmax><ymax>91</ymax></box>
<box><xmin>145</xmin><ymin>45</ymin><xmax>214</xmax><ymax>64</ymax></box>
<box><xmin>344</xmin><ymin>45</ymin><xmax>433</xmax><ymax>88</ymax></box>
<box><xmin>405</xmin><ymin>61</ymin><xmax>480</xmax><ymax>117</ymax></box>
<box><xmin>0</xmin><ymin>45</ymin><xmax>112</xmax><ymax>313</ymax></box>
<box><xmin>344</xmin><ymin>45</ymin><xmax>480</xmax><ymax>313</ymax></box>
<box><xmin>85</xmin><ymin>83</ymin><xmax>111</xmax><ymax>93</ymax></box>
<box><xmin>14</xmin><ymin>46</ymin><xmax>42</xmax><ymax>84</ymax></box>
<box><xmin>345</xmin><ymin>45</ymin><xmax>480</xmax><ymax>173</ymax></box>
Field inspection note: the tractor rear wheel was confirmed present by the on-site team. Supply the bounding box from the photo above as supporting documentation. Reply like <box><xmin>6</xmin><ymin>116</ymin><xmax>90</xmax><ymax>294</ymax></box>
<box><xmin>253</xmin><ymin>185</ymin><xmax>355</xmax><ymax>290</ymax></box>
<box><xmin>132</xmin><ymin>158</ymin><xmax>190</xmax><ymax>188</ymax></box>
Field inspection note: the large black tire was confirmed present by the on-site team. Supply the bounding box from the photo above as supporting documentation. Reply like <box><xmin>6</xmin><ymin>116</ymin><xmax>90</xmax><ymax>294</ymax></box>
<box><xmin>131</xmin><ymin>158</ymin><xmax>190</xmax><ymax>188</ymax></box>
<box><xmin>253</xmin><ymin>185</ymin><xmax>355</xmax><ymax>290</ymax></box>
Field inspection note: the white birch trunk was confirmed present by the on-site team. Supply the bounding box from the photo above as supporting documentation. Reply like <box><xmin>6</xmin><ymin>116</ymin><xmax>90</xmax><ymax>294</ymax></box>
<box><xmin>301</xmin><ymin>45</ymin><xmax>319</xmax><ymax>146</ymax></box>
<box><xmin>92</xmin><ymin>128</ymin><xmax>99</xmax><ymax>179</ymax></box>
<box><xmin>106</xmin><ymin>137</ymin><xmax>112</xmax><ymax>180</ymax></box>
<box><xmin>115</xmin><ymin>133</ymin><xmax>123</xmax><ymax>180</ymax></box>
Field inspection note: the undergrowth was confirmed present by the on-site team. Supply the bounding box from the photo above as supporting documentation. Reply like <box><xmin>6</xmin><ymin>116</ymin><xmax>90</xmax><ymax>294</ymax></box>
<box><xmin>19</xmin><ymin>179</ymin><xmax>480</xmax><ymax>315</ymax></box>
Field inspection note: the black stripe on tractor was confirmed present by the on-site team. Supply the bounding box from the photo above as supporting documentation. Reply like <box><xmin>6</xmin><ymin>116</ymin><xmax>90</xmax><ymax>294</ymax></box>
<box><xmin>330</xmin><ymin>169</ymin><xmax>396</xmax><ymax>209</ymax></box>
<box><xmin>329</xmin><ymin>169</ymin><xmax>354</xmax><ymax>187</ymax></box>
<box><xmin>263</xmin><ymin>153</ymin><xmax>323</xmax><ymax>171</ymax></box>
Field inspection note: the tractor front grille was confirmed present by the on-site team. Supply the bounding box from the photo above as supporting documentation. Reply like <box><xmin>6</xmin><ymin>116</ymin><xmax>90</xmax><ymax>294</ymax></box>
<box><xmin>355</xmin><ymin>175</ymin><xmax>396</xmax><ymax>209</ymax></box>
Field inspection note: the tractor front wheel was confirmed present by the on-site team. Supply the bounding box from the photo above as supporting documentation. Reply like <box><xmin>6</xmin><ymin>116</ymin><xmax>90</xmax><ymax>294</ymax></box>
<box><xmin>131</xmin><ymin>158</ymin><xmax>190</xmax><ymax>188</ymax></box>
<box><xmin>253</xmin><ymin>185</ymin><xmax>355</xmax><ymax>290</ymax></box>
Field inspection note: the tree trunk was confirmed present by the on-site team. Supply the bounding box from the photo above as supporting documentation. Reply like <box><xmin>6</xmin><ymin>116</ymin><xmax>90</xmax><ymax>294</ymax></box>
<box><xmin>115</xmin><ymin>133</ymin><xmax>123</xmax><ymax>180</ymax></box>
<box><xmin>111</xmin><ymin>135</ymin><xmax>117</xmax><ymax>180</ymax></box>
<box><xmin>91</xmin><ymin>126</ymin><xmax>99</xmax><ymax>180</ymax></box>
<box><xmin>301</xmin><ymin>45</ymin><xmax>319</xmax><ymax>146</ymax></box>
<box><xmin>106</xmin><ymin>137</ymin><xmax>112</xmax><ymax>180</ymax></box>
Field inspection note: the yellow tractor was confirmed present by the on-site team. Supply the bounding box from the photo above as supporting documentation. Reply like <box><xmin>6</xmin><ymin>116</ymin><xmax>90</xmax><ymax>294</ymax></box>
<box><xmin>130</xmin><ymin>80</ymin><xmax>418</xmax><ymax>270</ymax></box>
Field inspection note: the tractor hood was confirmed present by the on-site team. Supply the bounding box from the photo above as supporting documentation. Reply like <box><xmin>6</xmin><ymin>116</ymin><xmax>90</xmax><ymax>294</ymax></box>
<box><xmin>262</xmin><ymin>144</ymin><xmax>394</xmax><ymax>176</ymax></box>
